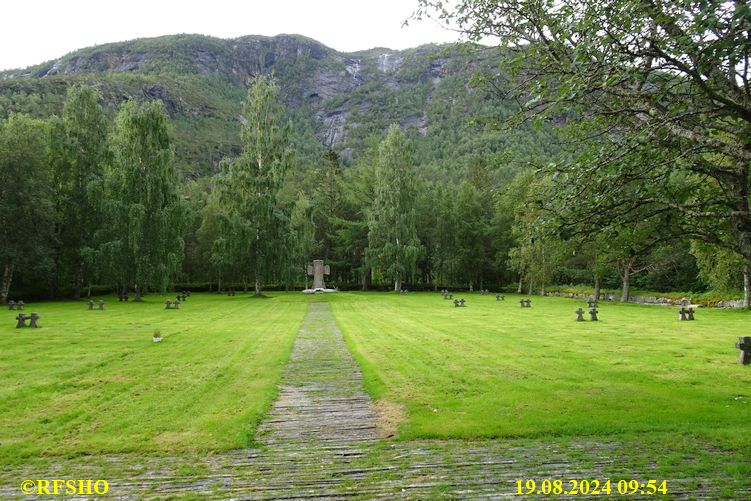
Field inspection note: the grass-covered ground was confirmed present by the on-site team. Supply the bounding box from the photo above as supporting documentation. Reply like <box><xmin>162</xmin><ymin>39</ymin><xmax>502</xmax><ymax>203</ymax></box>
<box><xmin>330</xmin><ymin>292</ymin><xmax>751</xmax><ymax>449</ymax></box>
<box><xmin>0</xmin><ymin>293</ymin><xmax>307</xmax><ymax>463</ymax></box>
<box><xmin>1</xmin><ymin>291</ymin><xmax>750</xmax><ymax>497</ymax></box>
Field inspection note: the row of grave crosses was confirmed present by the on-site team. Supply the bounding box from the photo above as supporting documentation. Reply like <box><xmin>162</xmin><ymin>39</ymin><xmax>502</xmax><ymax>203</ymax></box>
<box><xmin>678</xmin><ymin>307</ymin><xmax>695</xmax><ymax>321</ymax></box>
<box><xmin>88</xmin><ymin>300</ymin><xmax>105</xmax><ymax>310</ymax></box>
<box><xmin>7</xmin><ymin>300</ymin><xmax>25</xmax><ymax>310</ymax></box>
<box><xmin>16</xmin><ymin>312</ymin><xmax>40</xmax><ymax>328</ymax></box>
<box><xmin>575</xmin><ymin>307</ymin><xmax>599</xmax><ymax>321</ymax></box>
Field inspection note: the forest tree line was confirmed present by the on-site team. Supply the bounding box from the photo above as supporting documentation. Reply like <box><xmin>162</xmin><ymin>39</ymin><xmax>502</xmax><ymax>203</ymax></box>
<box><xmin>0</xmin><ymin>77</ymin><xmax>747</xmax><ymax>304</ymax></box>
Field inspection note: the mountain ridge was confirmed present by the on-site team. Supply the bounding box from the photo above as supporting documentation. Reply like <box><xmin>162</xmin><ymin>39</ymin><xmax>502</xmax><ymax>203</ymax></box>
<box><xmin>0</xmin><ymin>33</ymin><xmax>556</xmax><ymax>179</ymax></box>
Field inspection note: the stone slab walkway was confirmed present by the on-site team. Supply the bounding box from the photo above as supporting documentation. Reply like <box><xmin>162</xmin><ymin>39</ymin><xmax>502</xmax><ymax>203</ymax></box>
<box><xmin>256</xmin><ymin>302</ymin><xmax>378</xmax><ymax>448</ymax></box>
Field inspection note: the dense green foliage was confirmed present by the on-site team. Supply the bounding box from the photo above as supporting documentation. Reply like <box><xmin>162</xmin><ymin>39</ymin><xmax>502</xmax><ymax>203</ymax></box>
<box><xmin>211</xmin><ymin>77</ymin><xmax>294</xmax><ymax>294</ymax></box>
<box><xmin>0</xmin><ymin>114</ymin><xmax>53</xmax><ymax>303</ymax></box>
<box><xmin>416</xmin><ymin>0</ymin><xmax>751</xmax><ymax>304</ymax></box>
<box><xmin>49</xmin><ymin>86</ymin><xmax>109</xmax><ymax>298</ymax></box>
<box><xmin>99</xmin><ymin>100</ymin><xmax>184</xmax><ymax>299</ymax></box>
<box><xmin>367</xmin><ymin>125</ymin><xmax>422</xmax><ymax>291</ymax></box>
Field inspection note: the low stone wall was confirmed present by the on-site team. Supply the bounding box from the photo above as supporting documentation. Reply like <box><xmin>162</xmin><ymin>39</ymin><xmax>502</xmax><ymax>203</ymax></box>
<box><xmin>539</xmin><ymin>291</ymin><xmax>745</xmax><ymax>309</ymax></box>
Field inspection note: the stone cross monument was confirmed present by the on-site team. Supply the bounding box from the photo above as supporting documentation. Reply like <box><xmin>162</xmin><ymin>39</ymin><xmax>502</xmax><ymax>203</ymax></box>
<box><xmin>307</xmin><ymin>259</ymin><xmax>330</xmax><ymax>290</ymax></box>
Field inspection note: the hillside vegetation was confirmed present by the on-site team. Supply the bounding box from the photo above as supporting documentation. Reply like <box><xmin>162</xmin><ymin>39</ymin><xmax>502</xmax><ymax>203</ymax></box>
<box><xmin>0</xmin><ymin>33</ymin><xmax>556</xmax><ymax>178</ymax></box>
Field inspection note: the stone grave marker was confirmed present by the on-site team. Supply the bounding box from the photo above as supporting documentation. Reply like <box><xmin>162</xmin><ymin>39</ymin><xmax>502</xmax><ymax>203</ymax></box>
<box><xmin>88</xmin><ymin>300</ymin><xmax>94</xmax><ymax>310</ymax></box>
<box><xmin>17</xmin><ymin>301</ymin><xmax>24</xmax><ymax>310</ymax></box>
<box><xmin>496</xmin><ymin>294</ymin><xmax>504</xmax><ymax>301</ymax></box>
<box><xmin>736</xmin><ymin>336</ymin><xmax>751</xmax><ymax>365</ymax></box>
<box><xmin>575</xmin><ymin>308</ymin><xmax>585</xmax><ymax>321</ymax></box>
<box><xmin>589</xmin><ymin>308</ymin><xmax>599</xmax><ymax>321</ymax></box>
<box><xmin>587</xmin><ymin>299</ymin><xmax>597</xmax><ymax>308</ymax></box>
<box><xmin>15</xmin><ymin>312</ymin><xmax>40</xmax><ymax>328</ymax></box>
<box><xmin>7</xmin><ymin>300</ymin><xmax>15</xmax><ymax>310</ymax></box>
<box><xmin>686</xmin><ymin>308</ymin><xmax>695</xmax><ymax>321</ymax></box>
<box><xmin>678</xmin><ymin>308</ymin><xmax>689</xmax><ymax>321</ymax></box>
<box><xmin>307</xmin><ymin>259</ymin><xmax>331</xmax><ymax>290</ymax></box>
<box><xmin>98</xmin><ymin>300</ymin><xmax>105</xmax><ymax>311</ymax></box>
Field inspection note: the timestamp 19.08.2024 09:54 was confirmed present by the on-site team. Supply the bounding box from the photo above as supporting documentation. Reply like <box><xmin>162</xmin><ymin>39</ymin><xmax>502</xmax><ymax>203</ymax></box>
<box><xmin>515</xmin><ymin>479</ymin><xmax>668</xmax><ymax>496</ymax></box>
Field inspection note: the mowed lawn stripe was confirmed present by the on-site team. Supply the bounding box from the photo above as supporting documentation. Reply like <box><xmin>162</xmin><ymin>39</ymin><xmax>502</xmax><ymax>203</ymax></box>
<box><xmin>0</xmin><ymin>293</ymin><xmax>307</xmax><ymax>462</ymax></box>
<box><xmin>330</xmin><ymin>292</ymin><xmax>751</xmax><ymax>443</ymax></box>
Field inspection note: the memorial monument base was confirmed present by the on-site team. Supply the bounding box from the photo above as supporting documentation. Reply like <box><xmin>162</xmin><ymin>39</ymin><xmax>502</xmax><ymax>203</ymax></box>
<box><xmin>302</xmin><ymin>287</ymin><xmax>337</xmax><ymax>294</ymax></box>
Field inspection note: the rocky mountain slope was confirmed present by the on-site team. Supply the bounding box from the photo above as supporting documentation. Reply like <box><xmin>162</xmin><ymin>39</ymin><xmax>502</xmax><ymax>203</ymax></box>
<box><xmin>0</xmin><ymin>34</ymin><xmax>556</xmax><ymax>178</ymax></box>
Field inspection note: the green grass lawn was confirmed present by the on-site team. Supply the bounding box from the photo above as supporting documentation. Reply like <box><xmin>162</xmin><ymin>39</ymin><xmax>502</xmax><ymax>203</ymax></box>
<box><xmin>2</xmin><ymin>290</ymin><xmax>750</xmax><ymax>469</ymax></box>
<box><xmin>0</xmin><ymin>293</ymin><xmax>307</xmax><ymax>463</ymax></box>
<box><xmin>330</xmin><ymin>292</ymin><xmax>751</xmax><ymax>448</ymax></box>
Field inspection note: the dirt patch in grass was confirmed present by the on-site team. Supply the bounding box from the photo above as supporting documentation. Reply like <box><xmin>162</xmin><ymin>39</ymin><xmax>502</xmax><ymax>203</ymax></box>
<box><xmin>374</xmin><ymin>399</ymin><xmax>407</xmax><ymax>438</ymax></box>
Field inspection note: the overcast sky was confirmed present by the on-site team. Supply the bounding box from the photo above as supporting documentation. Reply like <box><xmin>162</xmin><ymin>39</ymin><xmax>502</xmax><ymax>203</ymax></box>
<box><xmin>1</xmin><ymin>0</ymin><xmax>461</xmax><ymax>71</ymax></box>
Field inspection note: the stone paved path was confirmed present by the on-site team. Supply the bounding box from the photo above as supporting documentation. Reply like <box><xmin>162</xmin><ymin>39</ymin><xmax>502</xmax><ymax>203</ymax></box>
<box><xmin>256</xmin><ymin>302</ymin><xmax>378</xmax><ymax>448</ymax></box>
<box><xmin>0</xmin><ymin>301</ymin><xmax>747</xmax><ymax>499</ymax></box>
